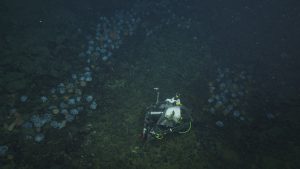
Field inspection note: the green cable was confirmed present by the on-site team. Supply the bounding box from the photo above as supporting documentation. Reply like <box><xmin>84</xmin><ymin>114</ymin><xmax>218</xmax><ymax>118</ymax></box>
<box><xmin>178</xmin><ymin>121</ymin><xmax>192</xmax><ymax>134</ymax></box>
<box><xmin>155</xmin><ymin>133</ymin><xmax>163</xmax><ymax>139</ymax></box>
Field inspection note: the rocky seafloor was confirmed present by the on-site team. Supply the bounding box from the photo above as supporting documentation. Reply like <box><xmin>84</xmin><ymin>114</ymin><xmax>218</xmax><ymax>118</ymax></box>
<box><xmin>0</xmin><ymin>0</ymin><xmax>299</xmax><ymax>169</ymax></box>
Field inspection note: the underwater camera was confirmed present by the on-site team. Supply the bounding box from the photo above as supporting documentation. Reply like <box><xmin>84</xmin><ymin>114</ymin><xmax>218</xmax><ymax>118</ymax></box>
<box><xmin>141</xmin><ymin>88</ymin><xmax>192</xmax><ymax>141</ymax></box>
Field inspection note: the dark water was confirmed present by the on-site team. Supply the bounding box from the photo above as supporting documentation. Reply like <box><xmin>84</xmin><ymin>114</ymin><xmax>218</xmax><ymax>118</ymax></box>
<box><xmin>0</xmin><ymin>0</ymin><xmax>299</xmax><ymax>168</ymax></box>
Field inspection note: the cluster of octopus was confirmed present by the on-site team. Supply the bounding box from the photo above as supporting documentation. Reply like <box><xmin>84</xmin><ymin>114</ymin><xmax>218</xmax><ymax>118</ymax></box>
<box><xmin>82</xmin><ymin>11</ymin><xmax>141</xmax><ymax>63</ymax></box>
<box><xmin>8</xmin><ymin>8</ymin><xmax>144</xmax><ymax>144</ymax></box>
<box><xmin>17</xmin><ymin>67</ymin><xmax>97</xmax><ymax>142</ymax></box>
<box><xmin>206</xmin><ymin>68</ymin><xmax>252</xmax><ymax>128</ymax></box>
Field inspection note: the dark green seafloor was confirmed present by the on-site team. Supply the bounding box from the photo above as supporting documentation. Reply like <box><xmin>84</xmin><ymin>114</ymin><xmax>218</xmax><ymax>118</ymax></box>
<box><xmin>1</xmin><ymin>1</ymin><xmax>299</xmax><ymax>169</ymax></box>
